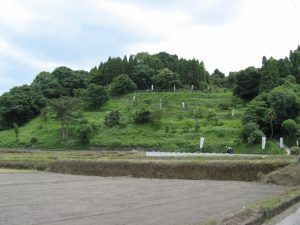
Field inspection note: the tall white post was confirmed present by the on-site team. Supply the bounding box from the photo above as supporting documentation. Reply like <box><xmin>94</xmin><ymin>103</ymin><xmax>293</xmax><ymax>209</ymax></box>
<box><xmin>280</xmin><ymin>137</ymin><xmax>284</xmax><ymax>148</ymax></box>
<box><xmin>231</xmin><ymin>109</ymin><xmax>235</xmax><ymax>117</ymax></box>
<box><xmin>159</xmin><ymin>99</ymin><xmax>162</xmax><ymax>109</ymax></box>
<box><xmin>133</xmin><ymin>96</ymin><xmax>136</xmax><ymax>102</ymax></box>
<box><xmin>182</xmin><ymin>102</ymin><xmax>185</xmax><ymax>108</ymax></box>
<box><xmin>191</xmin><ymin>85</ymin><xmax>194</xmax><ymax>90</ymax></box>
<box><xmin>200</xmin><ymin>137</ymin><xmax>205</xmax><ymax>150</ymax></box>
<box><xmin>174</xmin><ymin>85</ymin><xmax>176</xmax><ymax>91</ymax></box>
<box><xmin>262</xmin><ymin>136</ymin><xmax>266</xmax><ymax>150</ymax></box>
<box><xmin>151</xmin><ymin>84</ymin><xmax>154</xmax><ymax>91</ymax></box>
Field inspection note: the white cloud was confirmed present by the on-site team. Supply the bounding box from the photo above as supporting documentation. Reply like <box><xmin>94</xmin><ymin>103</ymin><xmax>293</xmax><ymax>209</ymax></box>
<box><xmin>0</xmin><ymin>0</ymin><xmax>299</xmax><ymax>89</ymax></box>
<box><xmin>0</xmin><ymin>0</ymin><xmax>36</xmax><ymax>32</ymax></box>
<box><xmin>125</xmin><ymin>0</ymin><xmax>300</xmax><ymax>73</ymax></box>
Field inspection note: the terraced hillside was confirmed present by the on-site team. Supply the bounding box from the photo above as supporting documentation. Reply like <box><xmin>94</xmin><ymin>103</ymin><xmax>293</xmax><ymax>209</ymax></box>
<box><xmin>0</xmin><ymin>91</ymin><xmax>282</xmax><ymax>154</ymax></box>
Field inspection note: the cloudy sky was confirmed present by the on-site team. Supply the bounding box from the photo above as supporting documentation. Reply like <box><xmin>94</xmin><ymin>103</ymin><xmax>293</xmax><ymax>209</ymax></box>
<box><xmin>0</xmin><ymin>0</ymin><xmax>300</xmax><ymax>94</ymax></box>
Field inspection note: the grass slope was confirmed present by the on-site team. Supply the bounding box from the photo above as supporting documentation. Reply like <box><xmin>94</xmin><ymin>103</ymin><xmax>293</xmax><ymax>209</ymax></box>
<box><xmin>0</xmin><ymin>91</ymin><xmax>283</xmax><ymax>154</ymax></box>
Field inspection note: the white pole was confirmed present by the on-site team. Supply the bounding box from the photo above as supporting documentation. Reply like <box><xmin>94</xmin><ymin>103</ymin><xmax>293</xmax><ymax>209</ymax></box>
<box><xmin>182</xmin><ymin>102</ymin><xmax>185</xmax><ymax>108</ymax></box>
<box><xmin>231</xmin><ymin>109</ymin><xmax>235</xmax><ymax>117</ymax></box>
<box><xmin>151</xmin><ymin>84</ymin><xmax>154</xmax><ymax>91</ymax></box>
<box><xmin>191</xmin><ymin>85</ymin><xmax>194</xmax><ymax>90</ymax></box>
<box><xmin>159</xmin><ymin>99</ymin><xmax>162</xmax><ymax>109</ymax></box>
<box><xmin>133</xmin><ymin>96</ymin><xmax>136</xmax><ymax>102</ymax></box>
<box><xmin>174</xmin><ymin>85</ymin><xmax>176</xmax><ymax>91</ymax></box>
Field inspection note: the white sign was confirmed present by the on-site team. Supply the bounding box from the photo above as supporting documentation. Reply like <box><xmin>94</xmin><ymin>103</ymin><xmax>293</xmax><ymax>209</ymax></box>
<box><xmin>200</xmin><ymin>137</ymin><xmax>205</xmax><ymax>149</ymax></box>
<box><xmin>280</xmin><ymin>137</ymin><xmax>284</xmax><ymax>148</ymax></box>
<box><xmin>262</xmin><ymin>136</ymin><xmax>266</xmax><ymax>150</ymax></box>
<box><xmin>151</xmin><ymin>84</ymin><xmax>154</xmax><ymax>91</ymax></box>
<box><xmin>182</xmin><ymin>102</ymin><xmax>185</xmax><ymax>108</ymax></box>
<box><xmin>231</xmin><ymin>109</ymin><xmax>235</xmax><ymax>117</ymax></box>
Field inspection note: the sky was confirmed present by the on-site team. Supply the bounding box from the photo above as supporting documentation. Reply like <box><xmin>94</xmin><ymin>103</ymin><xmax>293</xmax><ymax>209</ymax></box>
<box><xmin>0</xmin><ymin>0</ymin><xmax>300</xmax><ymax>94</ymax></box>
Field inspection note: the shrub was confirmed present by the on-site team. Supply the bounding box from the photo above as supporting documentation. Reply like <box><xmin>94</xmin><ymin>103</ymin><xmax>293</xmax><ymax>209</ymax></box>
<box><xmin>181</xmin><ymin>126</ymin><xmax>190</xmax><ymax>133</ymax></box>
<box><xmin>242</xmin><ymin>122</ymin><xmax>264</xmax><ymax>144</ymax></box>
<box><xmin>194</xmin><ymin>123</ymin><xmax>200</xmax><ymax>133</ymax></box>
<box><xmin>150</xmin><ymin>110</ymin><xmax>163</xmax><ymax>128</ymax></box>
<box><xmin>76</xmin><ymin>124</ymin><xmax>93</xmax><ymax>144</ymax></box>
<box><xmin>290</xmin><ymin>146</ymin><xmax>300</xmax><ymax>155</ymax></box>
<box><xmin>134</xmin><ymin>107</ymin><xmax>151</xmax><ymax>123</ymax></box>
<box><xmin>105</xmin><ymin>111</ymin><xmax>120</xmax><ymax>127</ymax></box>
<box><xmin>30</xmin><ymin>137</ymin><xmax>38</xmax><ymax>146</ymax></box>
<box><xmin>206</xmin><ymin>110</ymin><xmax>217</xmax><ymax>118</ymax></box>
<box><xmin>218</xmin><ymin>101</ymin><xmax>231</xmax><ymax>110</ymax></box>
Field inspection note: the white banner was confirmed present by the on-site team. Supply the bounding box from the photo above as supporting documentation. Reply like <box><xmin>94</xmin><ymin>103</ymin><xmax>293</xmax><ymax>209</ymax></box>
<box><xmin>280</xmin><ymin>137</ymin><xmax>284</xmax><ymax>148</ymax></box>
<box><xmin>262</xmin><ymin>136</ymin><xmax>266</xmax><ymax>150</ymax></box>
<box><xmin>200</xmin><ymin>137</ymin><xmax>205</xmax><ymax>149</ymax></box>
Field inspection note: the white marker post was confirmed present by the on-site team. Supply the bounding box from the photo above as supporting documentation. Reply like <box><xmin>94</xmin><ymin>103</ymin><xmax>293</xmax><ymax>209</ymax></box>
<box><xmin>262</xmin><ymin>136</ymin><xmax>266</xmax><ymax>150</ymax></box>
<box><xmin>231</xmin><ymin>109</ymin><xmax>235</xmax><ymax>117</ymax></box>
<box><xmin>200</xmin><ymin>137</ymin><xmax>205</xmax><ymax>150</ymax></box>
<box><xmin>151</xmin><ymin>84</ymin><xmax>154</xmax><ymax>91</ymax></box>
<box><xmin>297</xmin><ymin>140</ymin><xmax>299</xmax><ymax>147</ymax></box>
<box><xmin>133</xmin><ymin>96</ymin><xmax>136</xmax><ymax>102</ymax></box>
<box><xmin>159</xmin><ymin>99</ymin><xmax>162</xmax><ymax>109</ymax></box>
<box><xmin>174</xmin><ymin>85</ymin><xmax>176</xmax><ymax>91</ymax></box>
<box><xmin>191</xmin><ymin>85</ymin><xmax>194</xmax><ymax>90</ymax></box>
<box><xmin>280</xmin><ymin>137</ymin><xmax>284</xmax><ymax>148</ymax></box>
<box><xmin>182</xmin><ymin>102</ymin><xmax>185</xmax><ymax>108</ymax></box>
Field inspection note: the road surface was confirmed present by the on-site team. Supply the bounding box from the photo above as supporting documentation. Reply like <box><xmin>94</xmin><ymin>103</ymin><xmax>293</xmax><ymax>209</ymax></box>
<box><xmin>0</xmin><ymin>171</ymin><xmax>286</xmax><ymax>225</ymax></box>
<box><xmin>264</xmin><ymin>202</ymin><xmax>300</xmax><ymax>225</ymax></box>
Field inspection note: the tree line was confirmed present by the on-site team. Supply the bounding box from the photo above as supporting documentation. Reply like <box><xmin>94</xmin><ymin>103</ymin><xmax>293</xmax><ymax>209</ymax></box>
<box><xmin>0</xmin><ymin>48</ymin><xmax>300</xmax><ymax>147</ymax></box>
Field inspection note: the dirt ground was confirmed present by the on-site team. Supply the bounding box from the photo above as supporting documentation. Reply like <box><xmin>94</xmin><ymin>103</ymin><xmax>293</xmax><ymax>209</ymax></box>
<box><xmin>0</xmin><ymin>172</ymin><xmax>286</xmax><ymax>225</ymax></box>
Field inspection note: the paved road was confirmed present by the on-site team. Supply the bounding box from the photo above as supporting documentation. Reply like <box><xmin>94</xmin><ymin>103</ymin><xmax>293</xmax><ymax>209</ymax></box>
<box><xmin>0</xmin><ymin>172</ymin><xmax>286</xmax><ymax>225</ymax></box>
<box><xmin>276</xmin><ymin>208</ymin><xmax>300</xmax><ymax>225</ymax></box>
<box><xmin>264</xmin><ymin>202</ymin><xmax>300</xmax><ymax>225</ymax></box>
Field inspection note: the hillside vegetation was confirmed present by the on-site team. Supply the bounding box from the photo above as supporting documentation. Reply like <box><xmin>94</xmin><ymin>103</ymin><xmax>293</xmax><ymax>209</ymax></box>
<box><xmin>0</xmin><ymin>47</ymin><xmax>300</xmax><ymax>153</ymax></box>
<box><xmin>0</xmin><ymin>90</ymin><xmax>282</xmax><ymax>153</ymax></box>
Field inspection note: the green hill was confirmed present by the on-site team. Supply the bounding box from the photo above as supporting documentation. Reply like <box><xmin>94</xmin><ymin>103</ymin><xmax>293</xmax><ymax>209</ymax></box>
<box><xmin>0</xmin><ymin>90</ymin><xmax>283</xmax><ymax>154</ymax></box>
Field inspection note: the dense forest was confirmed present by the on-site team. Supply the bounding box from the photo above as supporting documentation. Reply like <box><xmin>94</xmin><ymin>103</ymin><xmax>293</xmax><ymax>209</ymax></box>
<box><xmin>0</xmin><ymin>46</ymin><xmax>300</xmax><ymax>149</ymax></box>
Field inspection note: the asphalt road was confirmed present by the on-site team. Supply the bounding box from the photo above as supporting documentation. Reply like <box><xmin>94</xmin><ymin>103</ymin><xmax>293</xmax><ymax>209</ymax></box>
<box><xmin>0</xmin><ymin>172</ymin><xmax>286</xmax><ymax>225</ymax></box>
<box><xmin>264</xmin><ymin>202</ymin><xmax>300</xmax><ymax>225</ymax></box>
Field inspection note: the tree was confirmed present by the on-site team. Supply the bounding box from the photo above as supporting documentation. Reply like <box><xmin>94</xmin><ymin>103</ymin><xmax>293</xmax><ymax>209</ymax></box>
<box><xmin>49</xmin><ymin>97</ymin><xmax>81</xmax><ymax>140</ymax></box>
<box><xmin>131</xmin><ymin>64</ymin><xmax>155</xmax><ymax>89</ymax></box>
<box><xmin>260</xmin><ymin>57</ymin><xmax>281</xmax><ymax>92</ymax></box>
<box><xmin>52</xmin><ymin>66</ymin><xmax>89</xmax><ymax>96</ymax></box>
<box><xmin>0</xmin><ymin>85</ymin><xmax>46</xmax><ymax>129</ymax></box>
<box><xmin>282</xmin><ymin>119</ymin><xmax>298</xmax><ymax>135</ymax></box>
<box><xmin>13</xmin><ymin>123</ymin><xmax>19</xmax><ymax>143</ymax></box>
<box><xmin>233</xmin><ymin>67</ymin><xmax>261</xmax><ymax>101</ymax></box>
<box><xmin>40</xmin><ymin>107</ymin><xmax>50</xmax><ymax>132</ymax></box>
<box><xmin>31</xmin><ymin>72</ymin><xmax>64</xmax><ymax>99</ymax></box>
<box><xmin>210</xmin><ymin>69</ymin><xmax>226</xmax><ymax>88</ymax></box>
<box><xmin>152</xmin><ymin>68</ymin><xmax>182</xmax><ymax>89</ymax></box>
<box><xmin>81</xmin><ymin>84</ymin><xmax>108</xmax><ymax>109</ymax></box>
<box><xmin>267</xmin><ymin>88</ymin><xmax>300</xmax><ymax>126</ymax></box>
<box><xmin>110</xmin><ymin>74</ymin><xmax>137</xmax><ymax>96</ymax></box>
